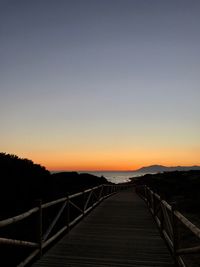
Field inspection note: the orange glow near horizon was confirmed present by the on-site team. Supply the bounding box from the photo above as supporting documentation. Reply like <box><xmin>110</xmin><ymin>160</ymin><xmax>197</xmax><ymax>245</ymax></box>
<box><xmin>17</xmin><ymin>146</ymin><xmax>200</xmax><ymax>172</ymax></box>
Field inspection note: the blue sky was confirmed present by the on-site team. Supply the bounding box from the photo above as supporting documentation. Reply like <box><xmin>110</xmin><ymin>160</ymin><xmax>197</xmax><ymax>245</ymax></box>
<box><xmin>0</xmin><ymin>0</ymin><xmax>200</xmax><ymax>170</ymax></box>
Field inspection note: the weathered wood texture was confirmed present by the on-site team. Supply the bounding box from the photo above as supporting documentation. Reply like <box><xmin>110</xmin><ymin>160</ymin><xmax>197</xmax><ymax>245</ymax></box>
<box><xmin>32</xmin><ymin>189</ymin><xmax>174</xmax><ymax>267</ymax></box>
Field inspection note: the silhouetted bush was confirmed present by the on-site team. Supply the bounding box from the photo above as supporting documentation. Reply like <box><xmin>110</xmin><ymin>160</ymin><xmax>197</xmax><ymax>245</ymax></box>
<box><xmin>133</xmin><ymin>170</ymin><xmax>200</xmax><ymax>213</ymax></box>
<box><xmin>0</xmin><ymin>153</ymin><xmax>110</xmax><ymax>217</ymax></box>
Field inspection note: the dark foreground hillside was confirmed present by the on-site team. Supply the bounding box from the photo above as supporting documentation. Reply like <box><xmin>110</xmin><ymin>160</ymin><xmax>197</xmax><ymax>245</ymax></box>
<box><xmin>132</xmin><ymin>170</ymin><xmax>200</xmax><ymax>224</ymax></box>
<box><xmin>0</xmin><ymin>153</ymin><xmax>110</xmax><ymax>218</ymax></box>
<box><xmin>0</xmin><ymin>153</ymin><xmax>112</xmax><ymax>266</ymax></box>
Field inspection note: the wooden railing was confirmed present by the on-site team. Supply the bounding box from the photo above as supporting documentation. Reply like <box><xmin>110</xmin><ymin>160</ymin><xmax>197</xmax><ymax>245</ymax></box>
<box><xmin>136</xmin><ymin>185</ymin><xmax>200</xmax><ymax>267</ymax></box>
<box><xmin>0</xmin><ymin>184</ymin><xmax>130</xmax><ymax>267</ymax></box>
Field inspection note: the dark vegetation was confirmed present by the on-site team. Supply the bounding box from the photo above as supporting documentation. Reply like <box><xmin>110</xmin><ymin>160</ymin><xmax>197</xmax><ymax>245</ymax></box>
<box><xmin>0</xmin><ymin>152</ymin><xmax>110</xmax><ymax>218</ymax></box>
<box><xmin>133</xmin><ymin>171</ymin><xmax>200</xmax><ymax>222</ymax></box>
<box><xmin>132</xmin><ymin>171</ymin><xmax>200</xmax><ymax>267</ymax></box>
<box><xmin>0</xmin><ymin>153</ymin><xmax>112</xmax><ymax>266</ymax></box>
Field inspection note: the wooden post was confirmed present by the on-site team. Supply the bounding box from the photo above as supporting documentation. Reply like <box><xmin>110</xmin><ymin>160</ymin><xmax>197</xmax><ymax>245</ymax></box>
<box><xmin>171</xmin><ymin>203</ymin><xmax>178</xmax><ymax>265</ymax></box>
<box><xmin>103</xmin><ymin>186</ymin><xmax>106</xmax><ymax>198</ymax></box>
<box><xmin>82</xmin><ymin>190</ymin><xmax>85</xmax><ymax>215</ymax></box>
<box><xmin>160</xmin><ymin>198</ymin><xmax>164</xmax><ymax>233</ymax></box>
<box><xmin>150</xmin><ymin>191</ymin><xmax>153</xmax><ymax>211</ymax></box>
<box><xmin>101</xmin><ymin>184</ymin><xmax>104</xmax><ymax>199</ymax></box>
<box><xmin>106</xmin><ymin>186</ymin><xmax>108</xmax><ymax>196</ymax></box>
<box><xmin>92</xmin><ymin>188</ymin><xmax>95</xmax><ymax>207</ymax></box>
<box><xmin>144</xmin><ymin>186</ymin><xmax>147</xmax><ymax>201</ymax></box>
<box><xmin>152</xmin><ymin>193</ymin><xmax>156</xmax><ymax>215</ymax></box>
<box><xmin>36</xmin><ymin>199</ymin><xmax>42</xmax><ymax>258</ymax></box>
<box><xmin>66</xmin><ymin>193</ymin><xmax>70</xmax><ymax>232</ymax></box>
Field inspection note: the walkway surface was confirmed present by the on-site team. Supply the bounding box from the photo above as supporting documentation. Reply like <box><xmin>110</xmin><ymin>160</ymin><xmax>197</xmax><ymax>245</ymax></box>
<box><xmin>32</xmin><ymin>189</ymin><xmax>174</xmax><ymax>267</ymax></box>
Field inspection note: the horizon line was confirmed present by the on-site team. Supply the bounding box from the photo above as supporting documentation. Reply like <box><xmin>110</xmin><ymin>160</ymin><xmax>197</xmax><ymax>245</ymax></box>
<box><xmin>49</xmin><ymin>164</ymin><xmax>200</xmax><ymax>173</ymax></box>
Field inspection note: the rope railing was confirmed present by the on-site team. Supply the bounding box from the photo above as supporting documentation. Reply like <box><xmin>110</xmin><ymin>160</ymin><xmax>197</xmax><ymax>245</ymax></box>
<box><xmin>136</xmin><ymin>185</ymin><xmax>200</xmax><ymax>267</ymax></box>
<box><xmin>0</xmin><ymin>183</ymin><xmax>130</xmax><ymax>266</ymax></box>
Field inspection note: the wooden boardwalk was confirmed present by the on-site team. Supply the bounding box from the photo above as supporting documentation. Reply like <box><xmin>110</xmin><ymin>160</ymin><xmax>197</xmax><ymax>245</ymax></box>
<box><xmin>32</xmin><ymin>189</ymin><xmax>174</xmax><ymax>267</ymax></box>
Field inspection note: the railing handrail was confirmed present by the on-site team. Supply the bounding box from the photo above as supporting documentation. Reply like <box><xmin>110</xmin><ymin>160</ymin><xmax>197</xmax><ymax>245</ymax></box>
<box><xmin>0</xmin><ymin>207</ymin><xmax>39</xmax><ymax>228</ymax></box>
<box><xmin>0</xmin><ymin>184</ymin><xmax>107</xmax><ymax>227</ymax></box>
<box><xmin>174</xmin><ymin>210</ymin><xmax>200</xmax><ymax>239</ymax></box>
<box><xmin>144</xmin><ymin>186</ymin><xmax>200</xmax><ymax>239</ymax></box>
<box><xmin>136</xmin><ymin>185</ymin><xmax>200</xmax><ymax>267</ymax></box>
<box><xmin>0</xmin><ymin>183</ymin><xmax>132</xmax><ymax>267</ymax></box>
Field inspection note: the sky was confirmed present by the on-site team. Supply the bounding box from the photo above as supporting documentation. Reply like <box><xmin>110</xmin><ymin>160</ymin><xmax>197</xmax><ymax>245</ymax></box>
<box><xmin>0</xmin><ymin>0</ymin><xmax>200</xmax><ymax>171</ymax></box>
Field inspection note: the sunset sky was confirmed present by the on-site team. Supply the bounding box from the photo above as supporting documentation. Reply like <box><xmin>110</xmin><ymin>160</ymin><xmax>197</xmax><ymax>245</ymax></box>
<box><xmin>0</xmin><ymin>0</ymin><xmax>200</xmax><ymax>171</ymax></box>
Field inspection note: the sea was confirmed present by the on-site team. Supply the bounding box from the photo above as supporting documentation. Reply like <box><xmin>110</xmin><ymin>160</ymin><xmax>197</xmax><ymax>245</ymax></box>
<box><xmin>78</xmin><ymin>171</ymin><xmax>148</xmax><ymax>184</ymax></box>
<box><xmin>51</xmin><ymin>170</ymin><xmax>150</xmax><ymax>184</ymax></box>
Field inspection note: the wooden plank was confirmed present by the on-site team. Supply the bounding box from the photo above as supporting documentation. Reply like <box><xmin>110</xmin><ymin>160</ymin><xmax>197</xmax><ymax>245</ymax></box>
<box><xmin>32</xmin><ymin>189</ymin><xmax>174</xmax><ymax>267</ymax></box>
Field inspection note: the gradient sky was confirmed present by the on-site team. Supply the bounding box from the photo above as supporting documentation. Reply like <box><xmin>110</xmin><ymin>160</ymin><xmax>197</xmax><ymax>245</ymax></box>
<box><xmin>0</xmin><ymin>0</ymin><xmax>200</xmax><ymax>170</ymax></box>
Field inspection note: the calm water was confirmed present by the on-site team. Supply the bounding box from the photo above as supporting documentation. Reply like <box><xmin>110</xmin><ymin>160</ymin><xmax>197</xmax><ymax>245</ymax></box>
<box><xmin>78</xmin><ymin>171</ymin><xmax>147</xmax><ymax>184</ymax></box>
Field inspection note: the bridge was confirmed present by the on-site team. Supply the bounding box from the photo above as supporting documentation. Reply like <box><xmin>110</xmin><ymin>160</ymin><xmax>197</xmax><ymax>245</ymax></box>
<box><xmin>32</xmin><ymin>188</ymin><xmax>173</xmax><ymax>267</ymax></box>
<box><xmin>0</xmin><ymin>185</ymin><xmax>200</xmax><ymax>266</ymax></box>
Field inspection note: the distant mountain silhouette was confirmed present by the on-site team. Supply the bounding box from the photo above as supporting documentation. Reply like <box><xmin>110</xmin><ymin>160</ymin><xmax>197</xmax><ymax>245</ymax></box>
<box><xmin>135</xmin><ymin>164</ymin><xmax>200</xmax><ymax>173</ymax></box>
